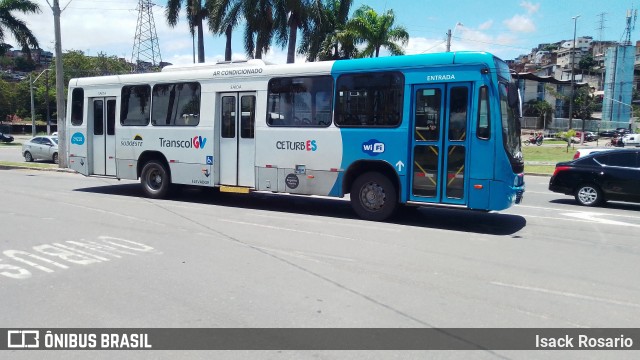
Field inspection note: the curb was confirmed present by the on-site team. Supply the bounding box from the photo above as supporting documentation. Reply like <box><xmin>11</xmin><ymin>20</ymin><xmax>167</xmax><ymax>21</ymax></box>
<box><xmin>0</xmin><ymin>164</ymin><xmax>76</xmax><ymax>173</ymax></box>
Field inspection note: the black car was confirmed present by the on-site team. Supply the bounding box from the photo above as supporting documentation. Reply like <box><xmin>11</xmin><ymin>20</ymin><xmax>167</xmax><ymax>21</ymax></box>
<box><xmin>599</xmin><ymin>129</ymin><xmax>627</xmax><ymax>138</ymax></box>
<box><xmin>0</xmin><ymin>132</ymin><xmax>14</xmax><ymax>143</ymax></box>
<box><xmin>549</xmin><ymin>149</ymin><xmax>640</xmax><ymax>206</ymax></box>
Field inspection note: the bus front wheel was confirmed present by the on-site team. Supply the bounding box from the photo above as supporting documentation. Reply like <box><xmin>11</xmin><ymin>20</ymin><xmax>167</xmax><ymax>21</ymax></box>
<box><xmin>350</xmin><ymin>172</ymin><xmax>397</xmax><ymax>221</ymax></box>
<box><xmin>141</xmin><ymin>160</ymin><xmax>170</xmax><ymax>199</ymax></box>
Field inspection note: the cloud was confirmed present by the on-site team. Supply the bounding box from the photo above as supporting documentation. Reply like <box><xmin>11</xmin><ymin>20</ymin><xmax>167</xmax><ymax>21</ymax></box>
<box><xmin>504</xmin><ymin>14</ymin><xmax>536</xmax><ymax>33</ymax></box>
<box><xmin>520</xmin><ymin>1</ymin><xmax>540</xmax><ymax>14</ymax></box>
<box><xmin>478</xmin><ymin>20</ymin><xmax>494</xmax><ymax>30</ymax></box>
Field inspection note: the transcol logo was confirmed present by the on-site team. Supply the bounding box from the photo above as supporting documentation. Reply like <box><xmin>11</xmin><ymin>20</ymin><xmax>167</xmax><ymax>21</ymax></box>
<box><xmin>71</xmin><ymin>132</ymin><xmax>85</xmax><ymax>145</ymax></box>
<box><xmin>362</xmin><ymin>139</ymin><xmax>385</xmax><ymax>156</ymax></box>
<box><xmin>159</xmin><ymin>136</ymin><xmax>207</xmax><ymax>149</ymax></box>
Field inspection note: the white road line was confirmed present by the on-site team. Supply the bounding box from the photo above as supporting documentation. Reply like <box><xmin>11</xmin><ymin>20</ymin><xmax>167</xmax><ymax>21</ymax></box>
<box><xmin>562</xmin><ymin>212</ymin><xmax>640</xmax><ymax>227</ymax></box>
<box><xmin>518</xmin><ymin>204</ymin><xmax>640</xmax><ymax>220</ymax></box>
<box><xmin>490</xmin><ymin>281</ymin><xmax>640</xmax><ymax>308</ymax></box>
<box><xmin>60</xmin><ymin>202</ymin><xmax>167</xmax><ymax>227</ymax></box>
<box><xmin>216</xmin><ymin>218</ymin><xmax>357</xmax><ymax>240</ymax></box>
<box><xmin>252</xmin><ymin>213</ymin><xmax>402</xmax><ymax>232</ymax></box>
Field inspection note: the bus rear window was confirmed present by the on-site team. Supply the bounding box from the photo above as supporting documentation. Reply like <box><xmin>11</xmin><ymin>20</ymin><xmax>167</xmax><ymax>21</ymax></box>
<box><xmin>70</xmin><ymin>88</ymin><xmax>84</xmax><ymax>126</ymax></box>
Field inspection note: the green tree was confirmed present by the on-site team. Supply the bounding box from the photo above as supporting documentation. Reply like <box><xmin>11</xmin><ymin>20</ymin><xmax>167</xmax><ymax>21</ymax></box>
<box><xmin>243</xmin><ymin>0</ymin><xmax>275</xmax><ymax>59</ymax></box>
<box><xmin>13</xmin><ymin>55</ymin><xmax>34</xmax><ymax>71</ymax></box>
<box><xmin>346</xmin><ymin>5</ymin><xmax>408</xmax><ymax>58</ymax></box>
<box><xmin>273</xmin><ymin>0</ymin><xmax>320</xmax><ymax>63</ymax></box>
<box><xmin>166</xmin><ymin>0</ymin><xmax>211</xmax><ymax>63</ymax></box>
<box><xmin>0</xmin><ymin>42</ymin><xmax>12</xmax><ymax>57</ymax></box>
<box><xmin>578</xmin><ymin>54</ymin><xmax>596</xmax><ymax>72</ymax></box>
<box><xmin>573</xmin><ymin>86</ymin><xmax>595</xmax><ymax>120</ymax></box>
<box><xmin>0</xmin><ymin>0</ymin><xmax>40</xmax><ymax>58</ymax></box>
<box><xmin>532</xmin><ymin>99</ymin><xmax>553</xmax><ymax>129</ymax></box>
<box><xmin>299</xmin><ymin>0</ymin><xmax>355</xmax><ymax>61</ymax></box>
<box><xmin>208</xmin><ymin>0</ymin><xmax>243</xmax><ymax>61</ymax></box>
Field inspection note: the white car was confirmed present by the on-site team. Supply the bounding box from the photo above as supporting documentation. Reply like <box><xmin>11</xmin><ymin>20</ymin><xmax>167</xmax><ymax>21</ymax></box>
<box><xmin>22</xmin><ymin>136</ymin><xmax>59</xmax><ymax>163</ymax></box>
<box><xmin>622</xmin><ymin>133</ymin><xmax>640</xmax><ymax>146</ymax></box>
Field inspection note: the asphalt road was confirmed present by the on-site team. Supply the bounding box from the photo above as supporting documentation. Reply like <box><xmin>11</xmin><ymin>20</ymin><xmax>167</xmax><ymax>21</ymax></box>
<box><xmin>0</xmin><ymin>169</ymin><xmax>639</xmax><ymax>359</ymax></box>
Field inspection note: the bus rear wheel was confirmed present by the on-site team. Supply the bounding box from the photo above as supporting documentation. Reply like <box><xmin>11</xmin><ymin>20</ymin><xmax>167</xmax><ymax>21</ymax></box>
<box><xmin>350</xmin><ymin>172</ymin><xmax>397</xmax><ymax>221</ymax></box>
<box><xmin>141</xmin><ymin>160</ymin><xmax>170</xmax><ymax>199</ymax></box>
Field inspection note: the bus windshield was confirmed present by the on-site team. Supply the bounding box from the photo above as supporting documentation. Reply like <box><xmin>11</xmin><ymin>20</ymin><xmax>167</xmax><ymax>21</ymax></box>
<box><xmin>499</xmin><ymin>81</ymin><xmax>523</xmax><ymax>172</ymax></box>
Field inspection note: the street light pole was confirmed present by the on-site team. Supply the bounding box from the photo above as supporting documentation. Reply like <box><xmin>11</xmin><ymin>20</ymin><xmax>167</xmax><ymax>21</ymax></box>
<box><xmin>29</xmin><ymin>69</ymin><xmax>51</xmax><ymax>137</ymax></box>
<box><xmin>568</xmin><ymin>15</ymin><xmax>580</xmax><ymax>130</ymax></box>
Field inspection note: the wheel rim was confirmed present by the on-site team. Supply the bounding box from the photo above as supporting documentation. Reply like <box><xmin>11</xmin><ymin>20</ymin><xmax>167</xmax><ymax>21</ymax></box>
<box><xmin>146</xmin><ymin>168</ymin><xmax>163</xmax><ymax>191</ymax></box>
<box><xmin>578</xmin><ymin>186</ymin><xmax>598</xmax><ymax>205</ymax></box>
<box><xmin>25</xmin><ymin>153</ymin><xmax>32</xmax><ymax>161</ymax></box>
<box><xmin>359</xmin><ymin>181</ymin><xmax>386</xmax><ymax>212</ymax></box>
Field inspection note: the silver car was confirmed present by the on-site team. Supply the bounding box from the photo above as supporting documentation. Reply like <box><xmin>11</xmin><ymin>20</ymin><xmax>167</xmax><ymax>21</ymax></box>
<box><xmin>22</xmin><ymin>136</ymin><xmax>59</xmax><ymax>163</ymax></box>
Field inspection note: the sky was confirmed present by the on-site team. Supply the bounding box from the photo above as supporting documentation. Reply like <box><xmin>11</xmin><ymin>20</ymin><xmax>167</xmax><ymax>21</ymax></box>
<box><xmin>13</xmin><ymin>0</ymin><xmax>640</xmax><ymax>66</ymax></box>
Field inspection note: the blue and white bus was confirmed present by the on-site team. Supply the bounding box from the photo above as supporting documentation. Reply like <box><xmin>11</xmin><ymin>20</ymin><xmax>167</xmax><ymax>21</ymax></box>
<box><xmin>67</xmin><ymin>51</ymin><xmax>524</xmax><ymax>221</ymax></box>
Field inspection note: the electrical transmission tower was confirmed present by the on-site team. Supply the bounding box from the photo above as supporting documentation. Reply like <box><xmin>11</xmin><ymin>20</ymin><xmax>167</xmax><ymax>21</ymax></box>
<box><xmin>131</xmin><ymin>0</ymin><xmax>162</xmax><ymax>72</ymax></box>
<box><xmin>622</xmin><ymin>8</ymin><xmax>637</xmax><ymax>45</ymax></box>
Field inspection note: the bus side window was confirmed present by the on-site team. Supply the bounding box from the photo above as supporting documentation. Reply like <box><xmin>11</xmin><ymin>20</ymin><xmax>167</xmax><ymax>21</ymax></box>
<box><xmin>121</xmin><ymin>85</ymin><xmax>151</xmax><ymax>126</ymax></box>
<box><xmin>477</xmin><ymin>86</ymin><xmax>490</xmax><ymax>140</ymax></box>
<box><xmin>267</xmin><ymin>76</ymin><xmax>333</xmax><ymax>127</ymax></box>
<box><xmin>70</xmin><ymin>88</ymin><xmax>84</xmax><ymax>126</ymax></box>
<box><xmin>335</xmin><ymin>72</ymin><xmax>404</xmax><ymax>127</ymax></box>
<box><xmin>151</xmin><ymin>82</ymin><xmax>201</xmax><ymax>126</ymax></box>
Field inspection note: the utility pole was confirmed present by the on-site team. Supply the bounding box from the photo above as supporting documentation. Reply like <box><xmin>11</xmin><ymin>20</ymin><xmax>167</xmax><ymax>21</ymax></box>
<box><xmin>46</xmin><ymin>0</ymin><xmax>67</xmax><ymax>168</ymax></box>
<box><xmin>446</xmin><ymin>29</ymin><xmax>452</xmax><ymax>52</ymax></box>
<box><xmin>46</xmin><ymin>70</ymin><xmax>50</xmax><ymax>135</ymax></box>
<box><xmin>568</xmin><ymin>15</ymin><xmax>580</xmax><ymax>130</ymax></box>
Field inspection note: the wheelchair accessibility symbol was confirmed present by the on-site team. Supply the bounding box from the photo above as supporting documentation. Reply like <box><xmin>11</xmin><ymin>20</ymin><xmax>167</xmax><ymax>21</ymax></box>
<box><xmin>206</xmin><ymin>156</ymin><xmax>213</xmax><ymax>165</ymax></box>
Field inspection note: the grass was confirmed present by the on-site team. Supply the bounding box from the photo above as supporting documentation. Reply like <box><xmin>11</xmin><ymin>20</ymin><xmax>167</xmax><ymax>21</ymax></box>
<box><xmin>0</xmin><ymin>142</ymin><xmax>21</xmax><ymax>146</ymax></box>
<box><xmin>522</xmin><ymin>145</ymin><xmax>575</xmax><ymax>162</ymax></box>
<box><xmin>524</xmin><ymin>165</ymin><xmax>556</xmax><ymax>175</ymax></box>
<box><xmin>0</xmin><ymin>160</ymin><xmax>57</xmax><ymax>169</ymax></box>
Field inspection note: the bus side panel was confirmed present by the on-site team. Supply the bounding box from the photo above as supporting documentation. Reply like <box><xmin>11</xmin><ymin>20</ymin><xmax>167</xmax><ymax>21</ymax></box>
<box><xmin>68</xmin><ymin>94</ymin><xmax>89</xmax><ymax>175</ymax></box>
<box><xmin>254</xmin><ymin>127</ymin><xmax>343</xmax><ymax>196</ymax></box>
<box><xmin>466</xmin><ymin>83</ymin><xmax>495</xmax><ymax>210</ymax></box>
<box><xmin>329</xmin><ymin>128</ymin><xmax>407</xmax><ymax>197</ymax></box>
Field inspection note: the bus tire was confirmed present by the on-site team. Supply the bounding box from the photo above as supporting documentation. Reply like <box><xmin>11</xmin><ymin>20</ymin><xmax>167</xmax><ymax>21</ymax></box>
<box><xmin>350</xmin><ymin>172</ymin><xmax>397</xmax><ymax>221</ymax></box>
<box><xmin>141</xmin><ymin>160</ymin><xmax>170</xmax><ymax>199</ymax></box>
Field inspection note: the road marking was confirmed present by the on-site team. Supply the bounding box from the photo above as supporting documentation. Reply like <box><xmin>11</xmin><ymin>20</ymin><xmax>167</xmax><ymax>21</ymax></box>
<box><xmin>518</xmin><ymin>204</ymin><xmax>640</xmax><ymax>219</ymax></box>
<box><xmin>216</xmin><ymin>219</ymin><xmax>357</xmax><ymax>241</ymax></box>
<box><xmin>490</xmin><ymin>281</ymin><xmax>640</xmax><ymax>308</ymax></box>
<box><xmin>253</xmin><ymin>246</ymin><xmax>355</xmax><ymax>263</ymax></box>
<box><xmin>252</xmin><ymin>213</ymin><xmax>402</xmax><ymax>232</ymax></box>
<box><xmin>562</xmin><ymin>212</ymin><xmax>640</xmax><ymax>227</ymax></box>
<box><xmin>0</xmin><ymin>236</ymin><xmax>159</xmax><ymax>280</ymax></box>
<box><xmin>60</xmin><ymin>202</ymin><xmax>167</xmax><ymax>227</ymax></box>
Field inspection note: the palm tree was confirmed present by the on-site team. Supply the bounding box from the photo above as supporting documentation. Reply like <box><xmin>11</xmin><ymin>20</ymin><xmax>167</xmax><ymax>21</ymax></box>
<box><xmin>273</xmin><ymin>0</ymin><xmax>321</xmax><ymax>63</ymax></box>
<box><xmin>166</xmin><ymin>0</ymin><xmax>210</xmax><ymax>63</ymax></box>
<box><xmin>347</xmin><ymin>5</ymin><xmax>408</xmax><ymax>58</ymax></box>
<box><xmin>208</xmin><ymin>0</ymin><xmax>243</xmax><ymax>61</ymax></box>
<box><xmin>243</xmin><ymin>0</ymin><xmax>275</xmax><ymax>59</ymax></box>
<box><xmin>299</xmin><ymin>0</ymin><xmax>354</xmax><ymax>61</ymax></box>
<box><xmin>0</xmin><ymin>0</ymin><xmax>40</xmax><ymax>58</ymax></box>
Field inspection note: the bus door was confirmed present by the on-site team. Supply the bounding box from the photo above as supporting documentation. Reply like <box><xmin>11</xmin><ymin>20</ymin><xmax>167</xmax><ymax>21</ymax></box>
<box><xmin>90</xmin><ymin>97</ymin><xmax>116</xmax><ymax>176</ymax></box>
<box><xmin>410</xmin><ymin>83</ymin><xmax>471</xmax><ymax>205</ymax></box>
<box><xmin>218</xmin><ymin>92</ymin><xmax>256</xmax><ymax>187</ymax></box>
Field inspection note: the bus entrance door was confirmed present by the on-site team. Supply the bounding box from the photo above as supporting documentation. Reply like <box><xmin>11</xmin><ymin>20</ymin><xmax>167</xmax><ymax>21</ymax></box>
<box><xmin>218</xmin><ymin>92</ymin><xmax>257</xmax><ymax>187</ymax></box>
<box><xmin>90</xmin><ymin>97</ymin><xmax>117</xmax><ymax>176</ymax></box>
<box><xmin>410</xmin><ymin>84</ymin><xmax>470</xmax><ymax>205</ymax></box>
